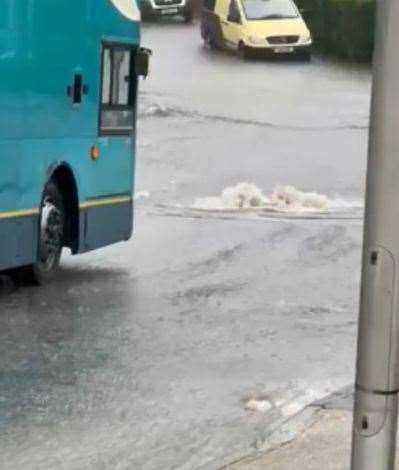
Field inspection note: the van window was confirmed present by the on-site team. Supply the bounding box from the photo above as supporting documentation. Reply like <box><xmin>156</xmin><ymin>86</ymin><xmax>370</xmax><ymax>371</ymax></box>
<box><xmin>228</xmin><ymin>0</ymin><xmax>240</xmax><ymax>18</ymax></box>
<box><xmin>203</xmin><ymin>0</ymin><xmax>216</xmax><ymax>11</ymax></box>
<box><xmin>100</xmin><ymin>44</ymin><xmax>137</xmax><ymax>136</ymax></box>
<box><xmin>242</xmin><ymin>0</ymin><xmax>298</xmax><ymax>21</ymax></box>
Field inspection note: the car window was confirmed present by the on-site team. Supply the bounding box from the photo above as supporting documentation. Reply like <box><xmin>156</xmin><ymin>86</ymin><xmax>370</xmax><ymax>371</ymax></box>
<box><xmin>241</xmin><ymin>0</ymin><xmax>298</xmax><ymax>20</ymax></box>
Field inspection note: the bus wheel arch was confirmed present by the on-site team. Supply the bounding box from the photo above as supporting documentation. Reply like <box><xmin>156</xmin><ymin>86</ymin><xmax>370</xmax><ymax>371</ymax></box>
<box><xmin>24</xmin><ymin>165</ymin><xmax>80</xmax><ymax>285</ymax></box>
<box><xmin>49</xmin><ymin>164</ymin><xmax>80</xmax><ymax>255</ymax></box>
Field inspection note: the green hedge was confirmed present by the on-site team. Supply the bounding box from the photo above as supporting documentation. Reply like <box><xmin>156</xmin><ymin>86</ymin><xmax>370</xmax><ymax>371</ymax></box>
<box><xmin>295</xmin><ymin>0</ymin><xmax>376</xmax><ymax>61</ymax></box>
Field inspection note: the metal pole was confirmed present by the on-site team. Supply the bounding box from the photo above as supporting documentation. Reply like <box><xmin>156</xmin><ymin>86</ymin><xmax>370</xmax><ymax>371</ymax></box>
<box><xmin>351</xmin><ymin>0</ymin><xmax>399</xmax><ymax>468</ymax></box>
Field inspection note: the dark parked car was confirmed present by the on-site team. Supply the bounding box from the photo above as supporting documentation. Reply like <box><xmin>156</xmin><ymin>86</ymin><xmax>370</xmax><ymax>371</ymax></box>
<box><xmin>139</xmin><ymin>0</ymin><xmax>194</xmax><ymax>22</ymax></box>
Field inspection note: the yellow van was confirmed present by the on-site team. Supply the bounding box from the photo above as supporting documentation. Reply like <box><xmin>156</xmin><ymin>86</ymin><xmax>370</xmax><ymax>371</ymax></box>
<box><xmin>200</xmin><ymin>0</ymin><xmax>312</xmax><ymax>60</ymax></box>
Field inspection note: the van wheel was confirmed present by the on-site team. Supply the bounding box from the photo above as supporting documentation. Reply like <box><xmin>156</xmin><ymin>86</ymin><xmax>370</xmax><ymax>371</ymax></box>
<box><xmin>238</xmin><ymin>42</ymin><xmax>251</xmax><ymax>60</ymax></box>
<box><xmin>25</xmin><ymin>181</ymin><xmax>65</xmax><ymax>285</ymax></box>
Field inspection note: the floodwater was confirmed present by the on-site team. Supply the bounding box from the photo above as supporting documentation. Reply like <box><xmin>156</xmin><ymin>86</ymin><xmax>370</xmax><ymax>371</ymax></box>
<box><xmin>0</xmin><ymin>20</ymin><xmax>371</xmax><ymax>470</ymax></box>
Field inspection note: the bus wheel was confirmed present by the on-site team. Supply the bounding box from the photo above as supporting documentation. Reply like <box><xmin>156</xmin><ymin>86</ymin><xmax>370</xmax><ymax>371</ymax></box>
<box><xmin>28</xmin><ymin>182</ymin><xmax>65</xmax><ymax>285</ymax></box>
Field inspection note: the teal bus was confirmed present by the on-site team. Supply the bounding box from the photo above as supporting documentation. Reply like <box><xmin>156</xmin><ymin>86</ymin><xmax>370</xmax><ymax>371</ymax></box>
<box><xmin>0</xmin><ymin>0</ymin><xmax>149</xmax><ymax>283</ymax></box>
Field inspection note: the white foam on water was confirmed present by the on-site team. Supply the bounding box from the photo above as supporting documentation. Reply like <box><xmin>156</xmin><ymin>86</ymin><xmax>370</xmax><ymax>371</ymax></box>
<box><xmin>193</xmin><ymin>183</ymin><xmax>363</xmax><ymax>214</ymax></box>
<box><xmin>135</xmin><ymin>191</ymin><xmax>151</xmax><ymax>200</ymax></box>
<box><xmin>274</xmin><ymin>377</ymin><xmax>349</xmax><ymax>418</ymax></box>
<box><xmin>140</xmin><ymin>103</ymin><xmax>171</xmax><ymax>118</ymax></box>
<box><xmin>222</xmin><ymin>183</ymin><xmax>269</xmax><ymax>209</ymax></box>
<box><xmin>245</xmin><ymin>398</ymin><xmax>273</xmax><ymax>413</ymax></box>
<box><xmin>270</xmin><ymin>185</ymin><xmax>328</xmax><ymax>211</ymax></box>
<box><xmin>328</xmin><ymin>197</ymin><xmax>364</xmax><ymax>210</ymax></box>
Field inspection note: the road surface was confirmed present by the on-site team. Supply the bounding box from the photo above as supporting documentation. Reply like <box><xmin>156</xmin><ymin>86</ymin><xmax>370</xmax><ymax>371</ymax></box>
<box><xmin>0</xmin><ymin>20</ymin><xmax>371</xmax><ymax>470</ymax></box>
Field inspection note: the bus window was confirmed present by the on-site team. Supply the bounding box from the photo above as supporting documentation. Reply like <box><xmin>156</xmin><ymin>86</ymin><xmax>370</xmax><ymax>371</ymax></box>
<box><xmin>100</xmin><ymin>44</ymin><xmax>137</xmax><ymax>136</ymax></box>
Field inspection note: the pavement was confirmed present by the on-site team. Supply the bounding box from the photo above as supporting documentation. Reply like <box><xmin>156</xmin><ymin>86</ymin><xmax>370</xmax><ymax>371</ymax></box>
<box><xmin>228</xmin><ymin>388</ymin><xmax>399</xmax><ymax>470</ymax></box>
<box><xmin>225</xmin><ymin>386</ymin><xmax>356</xmax><ymax>469</ymax></box>
<box><xmin>227</xmin><ymin>408</ymin><xmax>353</xmax><ymax>470</ymax></box>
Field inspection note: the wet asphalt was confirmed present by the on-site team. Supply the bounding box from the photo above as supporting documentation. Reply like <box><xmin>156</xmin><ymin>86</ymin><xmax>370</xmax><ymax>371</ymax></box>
<box><xmin>0</xmin><ymin>20</ymin><xmax>371</xmax><ymax>470</ymax></box>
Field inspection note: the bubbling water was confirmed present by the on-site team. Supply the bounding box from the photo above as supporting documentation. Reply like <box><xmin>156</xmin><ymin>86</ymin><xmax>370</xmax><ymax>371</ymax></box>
<box><xmin>194</xmin><ymin>183</ymin><xmax>331</xmax><ymax>213</ymax></box>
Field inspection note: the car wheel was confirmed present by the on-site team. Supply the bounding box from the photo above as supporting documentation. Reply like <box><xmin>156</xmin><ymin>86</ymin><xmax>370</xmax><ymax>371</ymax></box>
<box><xmin>25</xmin><ymin>181</ymin><xmax>65</xmax><ymax>285</ymax></box>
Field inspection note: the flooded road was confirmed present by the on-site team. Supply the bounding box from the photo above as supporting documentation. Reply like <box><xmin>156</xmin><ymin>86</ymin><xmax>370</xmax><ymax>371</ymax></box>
<box><xmin>0</xmin><ymin>21</ymin><xmax>371</xmax><ymax>470</ymax></box>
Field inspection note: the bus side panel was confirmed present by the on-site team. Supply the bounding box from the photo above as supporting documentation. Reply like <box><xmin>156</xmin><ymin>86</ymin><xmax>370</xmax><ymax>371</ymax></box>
<box><xmin>0</xmin><ymin>218</ymin><xmax>37</xmax><ymax>270</ymax></box>
<box><xmin>83</xmin><ymin>202</ymin><xmax>133</xmax><ymax>252</ymax></box>
<box><xmin>5</xmin><ymin>135</ymin><xmax>134</xmax><ymax>257</ymax></box>
<box><xmin>0</xmin><ymin>136</ymin><xmax>39</xmax><ymax>270</ymax></box>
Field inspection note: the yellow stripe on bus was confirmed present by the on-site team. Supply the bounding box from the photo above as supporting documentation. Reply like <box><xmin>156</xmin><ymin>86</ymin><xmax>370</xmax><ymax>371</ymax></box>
<box><xmin>0</xmin><ymin>208</ymin><xmax>40</xmax><ymax>220</ymax></box>
<box><xmin>0</xmin><ymin>196</ymin><xmax>131</xmax><ymax>221</ymax></box>
<box><xmin>79</xmin><ymin>195</ymin><xmax>132</xmax><ymax>209</ymax></box>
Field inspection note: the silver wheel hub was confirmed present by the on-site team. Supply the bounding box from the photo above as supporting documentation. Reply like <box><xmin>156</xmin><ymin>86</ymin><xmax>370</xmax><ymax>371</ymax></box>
<box><xmin>39</xmin><ymin>199</ymin><xmax>63</xmax><ymax>269</ymax></box>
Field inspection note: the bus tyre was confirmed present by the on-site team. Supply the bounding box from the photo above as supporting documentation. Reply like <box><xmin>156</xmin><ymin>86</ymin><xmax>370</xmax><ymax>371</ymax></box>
<box><xmin>28</xmin><ymin>182</ymin><xmax>65</xmax><ymax>285</ymax></box>
<box><xmin>238</xmin><ymin>42</ymin><xmax>251</xmax><ymax>60</ymax></box>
